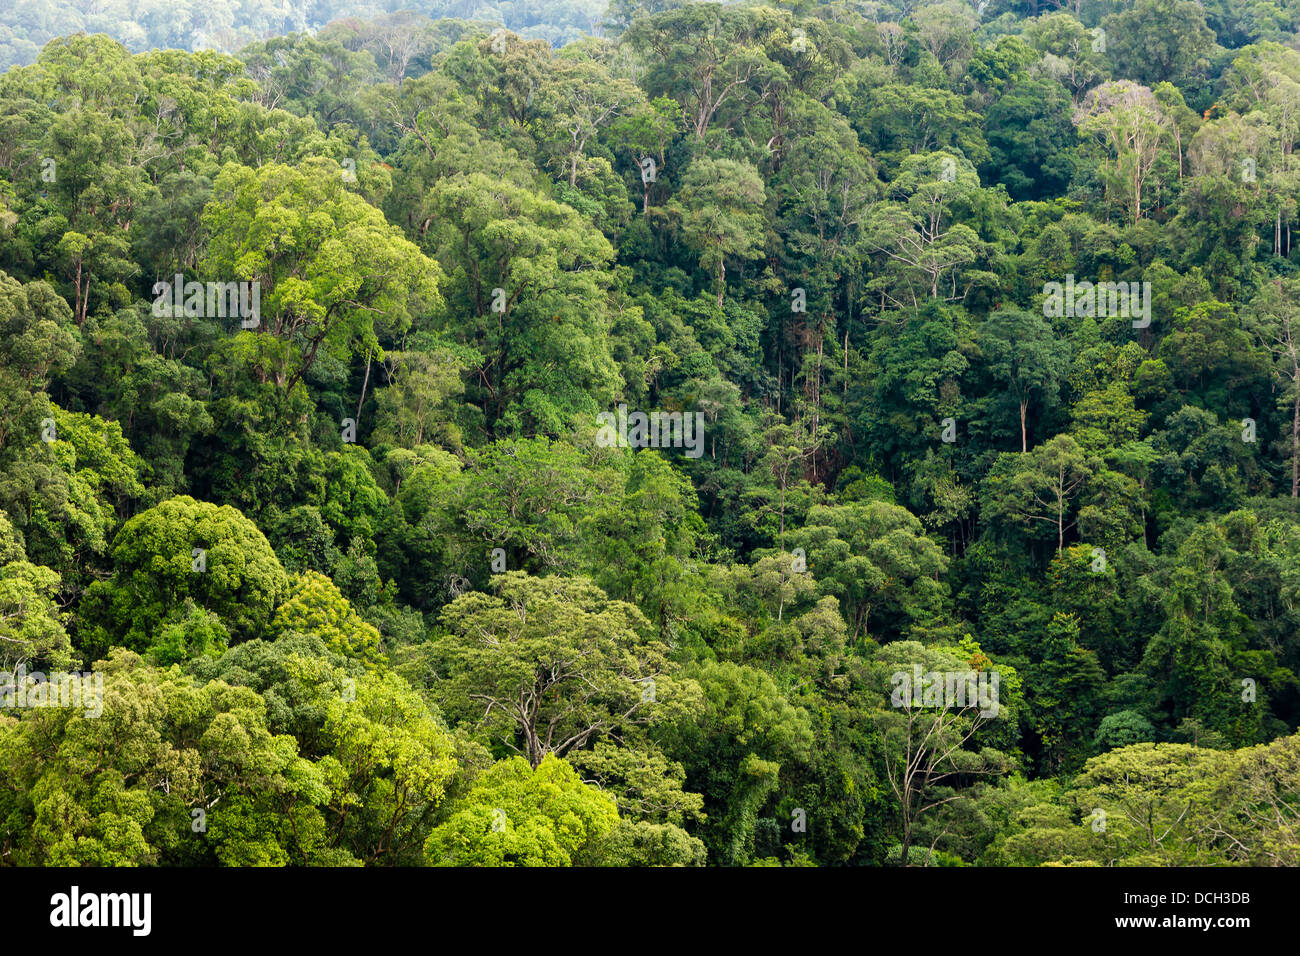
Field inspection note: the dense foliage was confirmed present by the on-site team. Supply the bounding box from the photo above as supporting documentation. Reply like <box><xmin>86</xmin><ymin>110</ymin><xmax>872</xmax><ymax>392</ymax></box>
<box><xmin>0</xmin><ymin>0</ymin><xmax>1299</xmax><ymax>867</ymax></box>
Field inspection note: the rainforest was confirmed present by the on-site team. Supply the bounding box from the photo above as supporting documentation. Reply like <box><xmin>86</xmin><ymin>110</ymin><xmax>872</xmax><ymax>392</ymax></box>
<box><xmin>0</xmin><ymin>0</ymin><xmax>1297</xmax><ymax>868</ymax></box>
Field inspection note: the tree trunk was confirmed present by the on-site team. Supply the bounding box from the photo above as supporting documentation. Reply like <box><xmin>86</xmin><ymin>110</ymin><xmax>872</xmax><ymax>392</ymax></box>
<box><xmin>1292</xmin><ymin>392</ymin><xmax>1298</xmax><ymax>497</ymax></box>
<box><xmin>74</xmin><ymin>258</ymin><xmax>85</xmax><ymax>327</ymax></box>
<box><xmin>355</xmin><ymin>350</ymin><xmax>372</xmax><ymax>427</ymax></box>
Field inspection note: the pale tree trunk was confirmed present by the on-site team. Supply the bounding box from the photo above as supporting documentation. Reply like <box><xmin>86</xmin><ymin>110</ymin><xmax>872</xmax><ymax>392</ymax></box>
<box><xmin>1057</xmin><ymin>491</ymin><xmax>1065</xmax><ymax>552</ymax></box>
<box><xmin>1288</xmin><ymin>323</ymin><xmax>1300</xmax><ymax>498</ymax></box>
<box><xmin>1292</xmin><ymin>391</ymin><xmax>1298</xmax><ymax>497</ymax></box>
<box><xmin>355</xmin><ymin>350</ymin><xmax>372</xmax><ymax>426</ymax></box>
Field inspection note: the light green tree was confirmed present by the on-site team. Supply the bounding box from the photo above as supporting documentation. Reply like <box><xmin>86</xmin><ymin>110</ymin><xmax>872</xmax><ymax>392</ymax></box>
<box><xmin>435</xmin><ymin>572</ymin><xmax>699</xmax><ymax>767</ymax></box>
<box><xmin>424</xmin><ymin>754</ymin><xmax>619</xmax><ymax>866</ymax></box>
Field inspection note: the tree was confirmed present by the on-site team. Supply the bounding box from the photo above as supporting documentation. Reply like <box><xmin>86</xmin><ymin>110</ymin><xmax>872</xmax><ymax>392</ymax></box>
<box><xmin>1178</xmin><ymin>111</ymin><xmax>1272</xmax><ymax>275</ymax></box>
<box><xmin>0</xmin><ymin>649</ymin><xmax>339</xmax><ymax>866</ymax></box>
<box><xmin>1029</xmin><ymin>612</ymin><xmax>1105</xmax><ymax>773</ymax></box>
<box><xmin>983</xmin><ymin>435</ymin><xmax>1096</xmax><ymax>552</ymax></box>
<box><xmin>581</xmin><ymin>450</ymin><xmax>708</xmax><ymax>640</ymax></box>
<box><xmin>434</xmin><ymin>572</ymin><xmax>698</xmax><ymax>768</ymax></box>
<box><xmin>976</xmin><ymin>307</ymin><xmax>1068</xmax><ymax>453</ymax></box>
<box><xmin>742</xmin><ymin>415</ymin><xmax>824</xmax><ymax>548</ymax></box>
<box><xmin>321</xmin><ymin>668</ymin><xmax>461</xmax><ymax>864</ymax></box>
<box><xmin>1023</xmin><ymin>12</ymin><xmax>1107</xmax><ymax>101</ymax></box>
<box><xmin>1068</xmin><ymin>743</ymin><xmax>1229</xmax><ymax>865</ymax></box>
<box><xmin>1245</xmin><ymin>279</ymin><xmax>1300</xmax><ymax>496</ymax></box>
<box><xmin>0</xmin><ymin>405</ymin><xmax>144</xmax><ymax>575</ymax></box>
<box><xmin>871</xmin><ymin>639</ymin><xmax>1018</xmax><ymax>866</ymax></box>
<box><xmin>1140</xmin><ymin>520</ymin><xmax>1262</xmax><ymax>746</ymax></box>
<box><xmin>787</xmin><ymin>500</ymin><xmax>949</xmax><ymax>640</ymax></box>
<box><xmin>80</xmin><ymin>496</ymin><xmax>288</xmax><ymax>656</ymax></box>
<box><xmin>272</xmin><ymin>570</ymin><xmax>383</xmax><ymax>667</ymax></box>
<box><xmin>187</xmin><ymin>633</ymin><xmax>470</xmax><ymax>865</ymax></box>
<box><xmin>1222</xmin><ymin>44</ymin><xmax>1300</xmax><ymax>258</ymax></box>
<box><xmin>201</xmin><ymin>158</ymin><xmax>441</xmax><ymax>393</ymax></box>
<box><xmin>567</xmin><ymin>741</ymin><xmax>704</xmax><ymax>827</ymax></box>
<box><xmin>849</xmin><ymin>84</ymin><xmax>988</xmax><ymax>174</ymax></box>
<box><xmin>1102</xmin><ymin>0</ymin><xmax>1214</xmax><ymax>87</ymax></box>
<box><xmin>423</xmin><ymin>173</ymin><xmax>620</xmax><ymax>434</ymax></box>
<box><xmin>0</xmin><ymin>272</ymin><xmax>79</xmax><ymax>390</ymax></box>
<box><xmin>661</xmin><ymin>659</ymin><xmax>812</xmax><ymax>866</ymax></box>
<box><xmin>626</xmin><ymin>5</ymin><xmax>784</xmax><ymax>141</ymax></box>
<box><xmin>912</xmin><ymin>1</ymin><xmax>979</xmax><ymax>79</ymax></box>
<box><xmin>541</xmin><ymin>57</ymin><xmax>644</xmax><ymax>188</ymax></box>
<box><xmin>863</xmin><ymin>153</ymin><xmax>993</xmax><ymax>307</ymax></box>
<box><xmin>66</xmin><ymin>304</ymin><xmax>213</xmax><ymax>498</ymax></box>
<box><xmin>0</xmin><ymin>561</ymin><xmax>72</xmax><ymax>673</ymax></box>
<box><xmin>982</xmin><ymin>73</ymin><xmax>1077</xmax><ymax>202</ymax></box>
<box><xmin>669</xmin><ymin>156</ymin><xmax>767</xmax><ymax>307</ymax></box>
<box><xmin>371</xmin><ymin>337</ymin><xmax>468</xmax><ymax>450</ymax></box>
<box><xmin>453</xmin><ymin>437</ymin><xmax>612</xmax><ymax>578</ymax></box>
<box><xmin>610</xmin><ymin>94</ymin><xmax>680</xmax><ymax>213</ymax></box>
<box><xmin>1075</xmin><ymin>81</ymin><xmax>1170</xmax><ymax>226</ymax></box>
<box><xmin>595</xmin><ymin>818</ymin><xmax>708</xmax><ymax>866</ymax></box>
<box><xmin>54</xmin><ymin>228</ymin><xmax>132</xmax><ymax>327</ymax></box>
<box><xmin>1095</xmin><ymin>711</ymin><xmax>1157</xmax><ymax>751</ymax></box>
<box><xmin>1200</xmin><ymin>733</ymin><xmax>1300</xmax><ymax>866</ymax></box>
<box><xmin>424</xmin><ymin>754</ymin><xmax>619</xmax><ymax>866</ymax></box>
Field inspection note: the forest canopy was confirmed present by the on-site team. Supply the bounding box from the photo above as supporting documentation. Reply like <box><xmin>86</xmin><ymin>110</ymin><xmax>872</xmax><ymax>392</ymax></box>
<box><xmin>0</xmin><ymin>0</ymin><xmax>1298</xmax><ymax>867</ymax></box>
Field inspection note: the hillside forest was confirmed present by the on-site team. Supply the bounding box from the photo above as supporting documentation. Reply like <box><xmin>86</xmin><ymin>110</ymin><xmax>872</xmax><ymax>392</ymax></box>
<box><xmin>0</xmin><ymin>0</ymin><xmax>1299</xmax><ymax>867</ymax></box>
